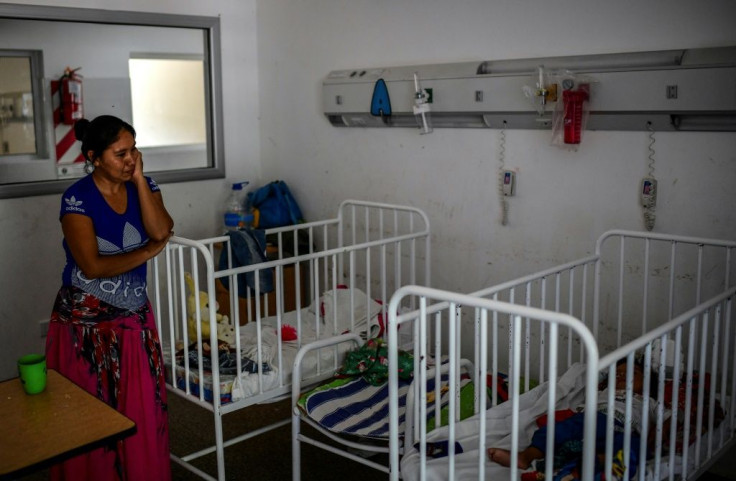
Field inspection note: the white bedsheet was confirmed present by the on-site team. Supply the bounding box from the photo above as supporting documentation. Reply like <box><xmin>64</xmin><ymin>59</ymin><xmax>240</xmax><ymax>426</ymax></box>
<box><xmin>165</xmin><ymin>288</ymin><xmax>383</xmax><ymax>402</ymax></box>
<box><xmin>400</xmin><ymin>363</ymin><xmax>588</xmax><ymax>481</ymax></box>
<box><xmin>400</xmin><ymin>363</ymin><xmax>729</xmax><ymax>481</ymax></box>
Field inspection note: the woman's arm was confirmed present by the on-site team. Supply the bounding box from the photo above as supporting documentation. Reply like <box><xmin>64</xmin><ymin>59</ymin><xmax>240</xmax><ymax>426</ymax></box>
<box><xmin>131</xmin><ymin>149</ymin><xmax>174</xmax><ymax>241</ymax></box>
<box><xmin>62</xmin><ymin>213</ymin><xmax>171</xmax><ymax>279</ymax></box>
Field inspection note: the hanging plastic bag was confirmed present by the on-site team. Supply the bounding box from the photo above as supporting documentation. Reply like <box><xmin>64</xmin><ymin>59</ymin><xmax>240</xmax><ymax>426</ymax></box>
<box><xmin>550</xmin><ymin>71</ymin><xmax>596</xmax><ymax>150</ymax></box>
<box><xmin>247</xmin><ymin>180</ymin><xmax>304</xmax><ymax>229</ymax></box>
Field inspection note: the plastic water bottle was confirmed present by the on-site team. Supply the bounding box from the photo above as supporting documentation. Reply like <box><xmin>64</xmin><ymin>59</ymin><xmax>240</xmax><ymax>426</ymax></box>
<box><xmin>224</xmin><ymin>181</ymin><xmax>253</xmax><ymax>231</ymax></box>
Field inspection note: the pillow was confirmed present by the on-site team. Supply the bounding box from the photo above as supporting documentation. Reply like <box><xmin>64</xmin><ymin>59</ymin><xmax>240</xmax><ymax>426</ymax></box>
<box><xmin>651</xmin><ymin>338</ymin><xmax>684</xmax><ymax>379</ymax></box>
<box><xmin>310</xmin><ymin>287</ymin><xmax>383</xmax><ymax>330</ymax></box>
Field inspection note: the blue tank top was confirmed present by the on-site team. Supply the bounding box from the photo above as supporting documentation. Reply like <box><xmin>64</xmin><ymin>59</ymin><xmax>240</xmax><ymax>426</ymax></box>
<box><xmin>59</xmin><ymin>174</ymin><xmax>161</xmax><ymax>310</ymax></box>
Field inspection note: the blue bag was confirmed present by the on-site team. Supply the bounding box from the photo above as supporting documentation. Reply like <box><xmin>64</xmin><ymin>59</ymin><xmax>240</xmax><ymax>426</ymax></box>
<box><xmin>248</xmin><ymin>181</ymin><xmax>304</xmax><ymax>229</ymax></box>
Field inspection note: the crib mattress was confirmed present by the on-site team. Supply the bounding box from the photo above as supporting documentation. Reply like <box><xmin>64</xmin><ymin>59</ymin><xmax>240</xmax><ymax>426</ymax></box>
<box><xmin>399</xmin><ymin>363</ymin><xmax>730</xmax><ymax>481</ymax></box>
<box><xmin>164</xmin><ymin>288</ymin><xmax>383</xmax><ymax>403</ymax></box>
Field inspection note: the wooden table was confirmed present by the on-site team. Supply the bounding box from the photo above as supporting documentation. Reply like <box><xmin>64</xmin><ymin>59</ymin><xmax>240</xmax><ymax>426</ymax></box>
<box><xmin>0</xmin><ymin>369</ymin><xmax>136</xmax><ymax>479</ymax></box>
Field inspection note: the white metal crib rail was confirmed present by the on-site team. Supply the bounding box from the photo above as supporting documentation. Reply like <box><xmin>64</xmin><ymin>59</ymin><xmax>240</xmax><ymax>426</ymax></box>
<box><xmin>388</xmin><ymin>285</ymin><xmax>736</xmax><ymax>481</ymax></box>
<box><xmin>290</xmin><ymin>333</ymin><xmax>380</xmax><ymax>479</ymax></box>
<box><xmin>467</xmin><ymin>254</ymin><xmax>599</xmax><ymax>388</ymax></box>
<box><xmin>153</xmin><ymin>235</ymin><xmax>222</xmax><ymax>405</ymax></box>
<box><xmin>387</xmin><ymin>285</ymin><xmax>601</xmax><ymax>481</ymax></box>
<box><xmin>598</xmin><ymin>287</ymin><xmax>736</xmax><ymax>481</ymax></box>
<box><xmin>150</xmin><ymin>200</ymin><xmax>431</xmax><ymax>406</ymax></box>
<box><xmin>148</xmin><ymin>199</ymin><xmax>430</xmax><ymax>481</ymax></box>
<box><xmin>230</xmin><ymin>199</ymin><xmax>432</xmax><ymax>338</ymax></box>
<box><xmin>384</xmin><ymin>230</ymin><xmax>736</xmax><ymax>481</ymax></box>
<box><xmin>459</xmin><ymin>230</ymin><xmax>736</xmax><ymax>385</ymax></box>
<box><xmin>593</xmin><ymin>230</ymin><xmax>736</xmax><ymax>348</ymax></box>
<box><xmin>290</xmin><ymin>336</ymin><xmax>476</xmax><ymax>481</ymax></box>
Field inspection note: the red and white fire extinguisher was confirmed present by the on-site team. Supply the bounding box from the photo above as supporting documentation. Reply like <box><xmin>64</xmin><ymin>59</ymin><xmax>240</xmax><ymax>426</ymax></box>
<box><xmin>59</xmin><ymin>67</ymin><xmax>83</xmax><ymax>125</ymax></box>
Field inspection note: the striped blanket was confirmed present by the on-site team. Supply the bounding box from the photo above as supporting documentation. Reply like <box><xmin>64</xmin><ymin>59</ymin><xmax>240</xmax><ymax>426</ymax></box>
<box><xmin>299</xmin><ymin>375</ymin><xmax>475</xmax><ymax>439</ymax></box>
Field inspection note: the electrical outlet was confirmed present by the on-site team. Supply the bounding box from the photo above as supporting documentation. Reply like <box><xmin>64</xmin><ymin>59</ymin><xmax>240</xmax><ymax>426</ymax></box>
<box><xmin>39</xmin><ymin>319</ymin><xmax>49</xmax><ymax>337</ymax></box>
<box><xmin>502</xmin><ymin>170</ymin><xmax>515</xmax><ymax>196</ymax></box>
<box><xmin>641</xmin><ymin>177</ymin><xmax>657</xmax><ymax>208</ymax></box>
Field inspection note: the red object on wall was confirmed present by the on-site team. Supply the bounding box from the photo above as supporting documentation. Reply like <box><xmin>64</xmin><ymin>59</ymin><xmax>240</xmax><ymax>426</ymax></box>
<box><xmin>51</xmin><ymin>68</ymin><xmax>85</xmax><ymax>166</ymax></box>
<box><xmin>562</xmin><ymin>84</ymin><xmax>589</xmax><ymax>144</ymax></box>
<box><xmin>58</xmin><ymin>67</ymin><xmax>83</xmax><ymax>125</ymax></box>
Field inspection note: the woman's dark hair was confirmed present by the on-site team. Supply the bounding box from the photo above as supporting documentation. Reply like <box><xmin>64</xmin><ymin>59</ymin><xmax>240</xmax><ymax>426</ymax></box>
<box><xmin>74</xmin><ymin>115</ymin><xmax>136</xmax><ymax>168</ymax></box>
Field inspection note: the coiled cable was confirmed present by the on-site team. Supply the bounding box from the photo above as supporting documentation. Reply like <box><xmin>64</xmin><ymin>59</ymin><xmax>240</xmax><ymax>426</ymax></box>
<box><xmin>643</xmin><ymin>122</ymin><xmax>656</xmax><ymax>231</ymax></box>
<box><xmin>498</xmin><ymin>122</ymin><xmax>509</xmax><ymax>226</ymax></box>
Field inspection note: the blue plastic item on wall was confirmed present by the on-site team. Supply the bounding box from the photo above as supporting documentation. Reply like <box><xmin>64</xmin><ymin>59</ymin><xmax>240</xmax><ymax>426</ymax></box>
<box><xmin>370</xmin><ymin>78</ymin><xmax>391</xmax><ymax>117</ymax></box>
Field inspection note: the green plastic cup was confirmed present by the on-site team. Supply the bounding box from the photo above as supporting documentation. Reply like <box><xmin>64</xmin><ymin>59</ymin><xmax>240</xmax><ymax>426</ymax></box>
<box><xmin>18</xmin><ymin>354</ymin><xmax>47</xmax><ymax>395</ymax></box>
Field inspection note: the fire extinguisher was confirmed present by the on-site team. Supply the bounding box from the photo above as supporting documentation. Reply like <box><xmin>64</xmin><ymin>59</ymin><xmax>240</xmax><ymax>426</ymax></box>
<box><xmin>562</xmin><ymin>83</ymin><xmax>589</xmax><ymax>144</ymax></box>
<box><xmin>59</xmin><ymin>67</ymin><xmax>83</xmax><ymax>125</ymax></box>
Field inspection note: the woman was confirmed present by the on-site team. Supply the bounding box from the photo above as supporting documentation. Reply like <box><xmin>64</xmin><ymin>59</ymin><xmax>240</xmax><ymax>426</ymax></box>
<box><xmin>46</xmin><ymin>115</ymin><xmax>174</xmax><ymax>480</ymax></box>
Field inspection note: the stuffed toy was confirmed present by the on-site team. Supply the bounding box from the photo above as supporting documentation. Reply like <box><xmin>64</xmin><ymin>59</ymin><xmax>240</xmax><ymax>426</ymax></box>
<box><xmin>184</xmin><ymin>272</ymin><xmax>235</xmax><ymax>346</ymax></box>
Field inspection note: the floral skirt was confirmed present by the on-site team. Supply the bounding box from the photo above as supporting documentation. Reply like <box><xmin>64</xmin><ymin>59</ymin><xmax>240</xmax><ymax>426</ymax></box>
<box><xmin>45</xmin><ymin>286</ymin><xmax>171</xmax><ymax>481</ymax></box>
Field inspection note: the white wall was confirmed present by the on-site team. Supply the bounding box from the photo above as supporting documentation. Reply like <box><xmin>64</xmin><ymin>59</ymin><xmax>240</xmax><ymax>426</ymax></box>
<box><xmin>255</xmin><ymin>0</ymin><xmax>736</xmax><ymax>292</ymax></box>
<box><xmin>0</xmin><ymin>0</ymin><xmax>260</xmax><ymax>379</ymax></box>
<box><xmin>1</xmin><ymin>0</ymin><xmax>735</xmax><ymax>380</ymax></box>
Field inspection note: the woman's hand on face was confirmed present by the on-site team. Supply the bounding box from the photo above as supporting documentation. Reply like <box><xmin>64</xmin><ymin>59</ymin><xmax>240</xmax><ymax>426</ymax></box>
<box><xmin>131</xmin><ymin>148</ymin><xmax>146</xmax><ymax>183</ymax></box>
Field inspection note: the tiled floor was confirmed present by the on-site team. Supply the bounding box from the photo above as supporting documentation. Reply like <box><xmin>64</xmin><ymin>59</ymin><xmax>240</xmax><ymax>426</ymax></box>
<box><xmin>16</xmin><ymin>438</ymin><xmax>736</xmax><ymax>480</ymax></box>
<box><xmin>13</xmin><ymin>392</ymin><xmax>736</xmax><ymax>480</ymax></box>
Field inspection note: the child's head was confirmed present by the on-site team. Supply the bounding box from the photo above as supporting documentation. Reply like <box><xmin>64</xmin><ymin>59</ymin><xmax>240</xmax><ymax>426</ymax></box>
<box><xmin>614</xmin><ymin>362</ymin><xmax>644</xmax><ymax>393</ymax></box>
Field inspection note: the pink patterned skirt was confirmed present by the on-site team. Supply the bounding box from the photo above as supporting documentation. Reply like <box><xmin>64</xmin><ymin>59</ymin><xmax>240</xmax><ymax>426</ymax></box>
<box><xmin>45</xmin><ymin>286</ymin><xmax>171</xmax><ymax>481</ymax></box>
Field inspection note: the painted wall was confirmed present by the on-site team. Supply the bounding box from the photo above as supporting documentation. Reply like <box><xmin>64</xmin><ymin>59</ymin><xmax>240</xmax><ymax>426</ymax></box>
<box><xmin>0</xmin><ymin>0</ymin><xmax>260</xmax><ymax>379</ymax></box>
<box><xmin>1</xmin><ymin>0</ymin><xmax>735</xmax><ymax>380</ymax></box>
<box><xmin>255</xmin><ymin>0</ymin><xmax>736</xmax><ymax>293</ymax></box>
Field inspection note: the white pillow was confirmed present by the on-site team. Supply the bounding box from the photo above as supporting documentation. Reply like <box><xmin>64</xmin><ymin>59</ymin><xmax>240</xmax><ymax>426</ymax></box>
<box><xmin>651</xmin><ymin>338</ymin><xmax>684</xmax><ymax>379</ymax></box>
<box><xmin>311</xmin><ymin>287</ymin><xmax>383</xmax><ymax>330</ymax></box>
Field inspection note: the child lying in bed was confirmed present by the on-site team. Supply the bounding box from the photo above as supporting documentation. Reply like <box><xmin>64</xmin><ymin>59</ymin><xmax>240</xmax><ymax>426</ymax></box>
<box><xmin>488</xmin><ymin>361</ymin><xmax>666</xmax><ymax>479</ymax></box>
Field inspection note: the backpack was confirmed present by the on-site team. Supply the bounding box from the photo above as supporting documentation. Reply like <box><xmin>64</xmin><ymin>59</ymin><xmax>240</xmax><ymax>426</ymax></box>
<box><xmin>247</xmin><ymin>181</ymin><xmax>304</xmax><ymax>229</ymax></box>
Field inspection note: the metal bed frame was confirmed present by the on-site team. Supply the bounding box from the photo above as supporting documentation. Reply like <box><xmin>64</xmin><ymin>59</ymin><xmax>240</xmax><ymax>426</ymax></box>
<box><xmin>149</xmin><ymin>200</ymin><xmax>430</xmax><ymax>481</ymax></box>
<box><xmin>388</xmin><ymin>230</ymin><xmax>736</xmax><ymax>480</ymax></box>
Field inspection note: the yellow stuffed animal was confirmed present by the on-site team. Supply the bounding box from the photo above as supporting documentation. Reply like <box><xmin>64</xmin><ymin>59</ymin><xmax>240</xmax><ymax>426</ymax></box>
<box><xmin>184</xmin><ymin>272</ymin><xmax>235</xmax><ymax>346</ymax></box>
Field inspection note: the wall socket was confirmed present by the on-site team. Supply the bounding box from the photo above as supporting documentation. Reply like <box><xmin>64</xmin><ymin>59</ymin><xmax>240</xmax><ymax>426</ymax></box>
<box><xmin>39</xmin><ymin>319</ymin><xmax>49</xmax><ymax>337</ymax></box>
<box><xmin>502</xmin><ymin>170</ymin><xmax>515</xmax><ymax>196</ymax></box>
<box><xmin>641</xmin><ymin>177</ymin><xmax>657</xmax><ymax>208</ymax></box>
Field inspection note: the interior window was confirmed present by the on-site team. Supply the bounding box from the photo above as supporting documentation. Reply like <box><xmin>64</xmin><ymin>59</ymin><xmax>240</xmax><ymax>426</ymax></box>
<box><xmin>129</xmin><ymin>56</ymin><xmax>207</xmax><ymax>166</ymax></box>
<box><xmin>0</xmin><ymin>50</ymin><xmax>45</xmax><ymax>159</ymax></box>
<box><xmin>0</xmin><ymin>5</ymin><xmax>225</xmax><ymax>199</ymax></box>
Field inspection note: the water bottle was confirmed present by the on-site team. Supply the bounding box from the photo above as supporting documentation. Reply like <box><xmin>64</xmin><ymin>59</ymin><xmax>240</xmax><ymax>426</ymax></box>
<box><xmin>223</xmin><ymin>181</ymin><xmax>253</xmax><ymax>231</ymax></box>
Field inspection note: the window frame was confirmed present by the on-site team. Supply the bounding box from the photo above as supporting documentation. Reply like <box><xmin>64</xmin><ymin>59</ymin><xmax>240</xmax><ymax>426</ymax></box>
<box><xmin>0</xmin><ymin>4</ymin><xmax>225</xmax><ymax>199</ymax></box>
<box><xmin>0</xmin><ymin>48</ymin><xmax>53</xmax><ymax>180</ymax></box>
